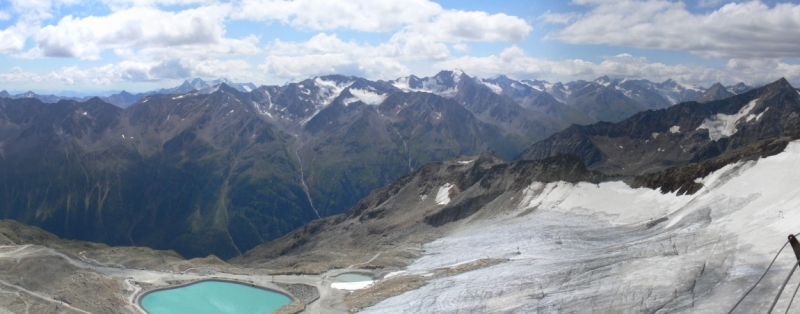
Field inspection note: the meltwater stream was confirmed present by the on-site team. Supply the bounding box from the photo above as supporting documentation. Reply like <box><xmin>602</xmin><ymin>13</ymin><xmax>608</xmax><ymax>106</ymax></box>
<box><xmin>140</xmin><ymin>280</ymin><xmax>291</xmax><ymax>314</ymax></box>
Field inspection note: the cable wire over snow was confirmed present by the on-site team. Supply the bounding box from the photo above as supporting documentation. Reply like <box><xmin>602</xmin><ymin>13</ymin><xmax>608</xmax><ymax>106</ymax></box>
<box><xmin>727</xmin><ymin>241</ymin><xmax>790</xmax><ymax>314</ymax></box>
<box><xmin>728</xmin><ymin>233</ymin><xmax>800</xmax><ymax>314</ymax></box>
<box><xmin>782</xmin><ymin>278</ymin><xmax>800</xmax><ymax>314</ymax></box>
<box><xmin>768</xmin><ymin>260</ymin><xmax>800</xmax><ymax>314</ymax></box>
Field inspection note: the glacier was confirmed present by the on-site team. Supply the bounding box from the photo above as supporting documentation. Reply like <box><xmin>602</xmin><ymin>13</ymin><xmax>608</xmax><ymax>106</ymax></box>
<box><xmin>362</xmin><ymin>141</ymin><xmax>800</xmax><ymax>313</ymax></box>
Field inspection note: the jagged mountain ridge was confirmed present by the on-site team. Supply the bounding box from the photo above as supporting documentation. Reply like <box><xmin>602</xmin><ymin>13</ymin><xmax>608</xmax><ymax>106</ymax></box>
<box><xmin>2</xmin><ymin>73</ymin><xmax>755</xmax><ymax>119</ymax></box>
<box><xmin>0</xmin><ymin>78</ymin><xmax>257</xmax><ymax>108</ymax></box>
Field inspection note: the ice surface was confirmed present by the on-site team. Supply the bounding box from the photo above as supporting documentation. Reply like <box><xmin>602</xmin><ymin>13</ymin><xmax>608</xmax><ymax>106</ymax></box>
<box><xmin>670</xmin><ymin>125</ymin><xmax>681</xmax><ymax>133</ymax></box>
<box><xmin>362</xmin><ymin>140</ymin><xmax>800</xmax><ymax>313</ymax></box>
<box><xmin>697</xmin><ymin>98</ymin><xmax>759</xmax><ymax>141</ymax></box>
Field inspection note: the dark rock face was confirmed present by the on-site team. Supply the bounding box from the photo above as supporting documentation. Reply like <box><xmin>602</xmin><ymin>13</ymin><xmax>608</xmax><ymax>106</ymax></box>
<box><xmin>519</xmin><ymin>78</ymin><xmax>800</xmax><ymax>176</ymax></box>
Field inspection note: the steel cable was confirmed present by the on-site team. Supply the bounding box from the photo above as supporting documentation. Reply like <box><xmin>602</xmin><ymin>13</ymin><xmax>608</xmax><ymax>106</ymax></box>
<box><xmin>782</xmin><ymin>277</ymin><xmax>800</xmax><ymax>314</ymax></box>
<box><xmin>727</xmin><ymin>241</ymin><xmax>790</xmax><ymax>314</ymax></box>
<box><xmin>768</xmin><ymin>260</ymin><xmax>800</xmax><ymax>313</ymax></box>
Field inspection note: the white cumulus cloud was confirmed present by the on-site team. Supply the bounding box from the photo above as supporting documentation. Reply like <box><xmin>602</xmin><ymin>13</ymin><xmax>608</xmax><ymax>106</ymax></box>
<box><xmin>544</xmin><ymin>0</ymin><xmax>800</xmax><ymax>59</ymax></box>
<box><xmin>27</xmin><ymin>5</ymin><xmax>237</xmax><ymax>60</ymax></box>
<box><xmin>231</xmin><ymin>0</ymin><xmax>443</xmax><ymax>32</ymax></box>
<box><xmin>259</xmin><ymin>33</ymin><xmax>410</xmax><ymax>81</ymax></box>
<box><xmin>434</xmin><ymin>45</ymin><xmax>761</xmax><ymax>86</ymax></box>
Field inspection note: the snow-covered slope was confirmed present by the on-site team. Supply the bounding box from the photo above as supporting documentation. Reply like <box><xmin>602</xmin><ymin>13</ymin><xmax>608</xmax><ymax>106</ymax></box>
<box><xmin>362</xmin><ymin>141</ymin><xmax>800</xmax><ymax>313</ymax></box>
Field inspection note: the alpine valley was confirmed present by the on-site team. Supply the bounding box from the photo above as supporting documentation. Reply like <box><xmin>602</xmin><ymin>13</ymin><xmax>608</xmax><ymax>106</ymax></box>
<box><xmin>1</xmin><ymin>72</ymin><xmax>800</xmax><ymax>313</ymax></box>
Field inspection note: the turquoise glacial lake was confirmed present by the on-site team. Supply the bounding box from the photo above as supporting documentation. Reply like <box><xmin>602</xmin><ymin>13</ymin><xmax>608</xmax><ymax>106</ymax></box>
<box><xmin>140</xmin><ymin>280</ymin><xmax>291</xmax><ymax>314</ymax></box>
<box><xmin>334</xmin><ymin>273</ymin><xmax>373</xmax><ymax>282</ymax></box>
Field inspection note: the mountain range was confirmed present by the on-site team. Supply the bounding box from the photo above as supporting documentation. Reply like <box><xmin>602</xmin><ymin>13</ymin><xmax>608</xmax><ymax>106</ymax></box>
<box><xmin>1</xmin><ymin>74</ymin><xmax>800</xmax><ymax>313</ymax></box>
<box><xmin>235</xmin><ymin>77</ymin><xmax>800</xmax><ymax>312</ymax></box>
<box><xmin>0</xmin><ymin>70</ymin><xmax>775</xmax><ymax>259</ymax></box>
<box><xmin>2</xmin><ymin>74</ymin><xmax>753</xmax><ymax>112</ymax></box>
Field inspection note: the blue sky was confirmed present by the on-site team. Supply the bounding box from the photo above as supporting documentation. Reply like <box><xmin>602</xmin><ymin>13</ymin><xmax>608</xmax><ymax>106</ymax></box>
<box><xmin>1</xmin><ymin>0</ymin><xmax>800</xmax><ymax>93</ymax></box>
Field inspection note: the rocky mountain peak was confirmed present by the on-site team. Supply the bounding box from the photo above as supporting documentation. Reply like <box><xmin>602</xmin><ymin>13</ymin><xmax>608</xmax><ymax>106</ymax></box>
<box><xmin>215</xmin><ymin>83</ymin><xmax>241</xmax><ymax>95</ymax></box>
<box><xmin>727</xmin><ymin>82</ymin><xmax>753</xmax><ymax>95</ymax></box>
<box><xmin>696</xmin><ymin>82</ymin><xmax>735</xmax><ymax>103</ymax></box>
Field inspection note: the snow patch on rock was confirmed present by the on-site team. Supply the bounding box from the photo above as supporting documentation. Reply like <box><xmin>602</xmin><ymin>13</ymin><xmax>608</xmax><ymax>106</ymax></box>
<box><xmin>315</xmin><ymin>77</ymin><xmax>353</xmax><ymax>106</ymax></box>
<box><xmin>696</xmin><ymin>98</ymin><xmax>759</xmax><ymax>141</ymax></box>
<box><xmin>435</xmin><ymin>183</ymin><xmax>454</xmax><ymax>205</ymax></box>
<box><xmin>331</xmin><ymin>281</ymin><xmax>374</xmax><ymax>291</ymax></box>
<box><xmin>479</xmin><ymin>80</ymin><xmax>503</xmax><ymax>94</ymax></box>
<box><xmin>349</xmin><ymin>88</ymin><xmax>387</xmax><ymax>105</ymax></box>
<box><xmin>392</xmin><ymin>76</ymin><xmax>458</xmax><ymax>98</ymax></box>
<box><xmin>342</xmin><ymin>97</ymin><xmax>359</xmax><ymax>106</ymax></box>
<box><xmin>746</xmin><ymin>107</ymin><xmax>768</xmax><ymax>122</ymax></box>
